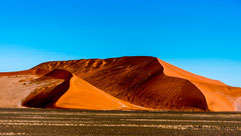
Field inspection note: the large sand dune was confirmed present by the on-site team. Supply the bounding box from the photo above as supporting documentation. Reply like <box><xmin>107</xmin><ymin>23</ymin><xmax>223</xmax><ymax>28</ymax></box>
<box><xmin>0</xmin><ymin>56</ymin><xmax>240</xmax><ymax>111</ymax></box>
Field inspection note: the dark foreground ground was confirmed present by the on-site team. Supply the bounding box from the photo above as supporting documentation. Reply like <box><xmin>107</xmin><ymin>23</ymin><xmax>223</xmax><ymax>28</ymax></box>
<box><xmin>0</xmin><ymin>108</ymin><xmax>240</xmax><ymax>136</ymax></box>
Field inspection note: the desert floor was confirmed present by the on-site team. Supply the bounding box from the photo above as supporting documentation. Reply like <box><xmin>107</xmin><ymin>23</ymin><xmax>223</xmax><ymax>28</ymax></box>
<box><xmin>0</xmin><ymin>108</ymin><xmax>240</xmax><ymax>136</ymax></box>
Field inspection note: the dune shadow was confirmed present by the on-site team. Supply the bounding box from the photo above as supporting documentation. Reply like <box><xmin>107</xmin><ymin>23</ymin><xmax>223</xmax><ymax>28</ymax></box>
<box><xmin>22</xmin><ymin>69</ymin><xmax>73</xmax><ymax>108</ymax></box>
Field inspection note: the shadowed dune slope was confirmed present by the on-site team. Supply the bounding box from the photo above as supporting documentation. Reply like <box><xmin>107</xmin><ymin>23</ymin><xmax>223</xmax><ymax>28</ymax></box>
<box><xmin>22</xmin><ymin>69</ymin><xmax>73</xmax><ymax>108</ymax></box>
<box><xmin>157</xmin><ymin>59</ymin><xmax>241</xmax><ymax>111</ymax></box>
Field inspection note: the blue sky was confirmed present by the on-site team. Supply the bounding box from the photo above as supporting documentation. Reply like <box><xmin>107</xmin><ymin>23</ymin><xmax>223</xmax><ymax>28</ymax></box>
<box><xmin>0</xmin><ymin>0</ymin><xmax>241</xmax><ymax>87</ymax></box>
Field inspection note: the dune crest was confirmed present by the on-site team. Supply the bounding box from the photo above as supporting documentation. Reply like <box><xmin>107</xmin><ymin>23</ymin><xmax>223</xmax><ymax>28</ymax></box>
<box><xmin>0</xmin><ymin>56</ymin><xmax>240</xmax><ymax>111</ymax></box>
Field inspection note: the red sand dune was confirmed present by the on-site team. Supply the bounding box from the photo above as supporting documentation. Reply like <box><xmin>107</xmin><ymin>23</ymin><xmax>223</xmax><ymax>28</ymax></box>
<box><xmin>0</xmin><ymin>56</ymin><xmax>240</xmax><ymax>111</ymax></box>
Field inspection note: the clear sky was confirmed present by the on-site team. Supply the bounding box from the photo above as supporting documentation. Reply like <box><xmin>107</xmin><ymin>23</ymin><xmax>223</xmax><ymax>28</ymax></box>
<box><xmin>0</xmin><ymin>0</ymin><xmax>241</xmax><ymax>87</ymax></box>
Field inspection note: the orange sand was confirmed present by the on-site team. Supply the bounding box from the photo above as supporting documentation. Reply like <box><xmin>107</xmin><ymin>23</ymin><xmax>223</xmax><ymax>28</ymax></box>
<box><xmin>55</xmin><ymin>75</ymin><xmax>147</xmax><ymax>110</ymax></box>
<box><xmin>0</xmin><ymin>56</ymin><xmax>240</xmax><ymax>111</ymax></box>
<box><xmin>158</xmin><ymin>59</ymin><xmax>241</xmax><ymax>111</ymax></box>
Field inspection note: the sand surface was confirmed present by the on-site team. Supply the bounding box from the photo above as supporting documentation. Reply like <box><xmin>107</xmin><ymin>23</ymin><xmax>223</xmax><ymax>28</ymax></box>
<box><xmin>55</xmin><ymin>75</ymin><xmax>147</xmax><ymax>110</ymax></box>
<box><xmin>0</xmin><ymin>75</ymin><xmax>39</xmax><ymax>107</ymax></box>
<box><xmin>0</xmin><ymin>56</ymin><xmax>240</xmax><ymax>111</ymax></box>
<box><xmin>158</xmin><ymin>59</ymin><xmax>241</xmax><ymax>111</ymax></box>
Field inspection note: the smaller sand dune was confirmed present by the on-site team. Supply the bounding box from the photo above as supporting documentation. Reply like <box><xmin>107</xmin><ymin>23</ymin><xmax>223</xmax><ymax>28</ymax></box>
<box><xmin>55</xmin><ymin>75</ymin><xmax>147</xmax><ymax>110</ymax></box>
<box><xmin>20</xmin><ymin>69</ymin><xmax>146</xmax><ymax>110</ymax></box>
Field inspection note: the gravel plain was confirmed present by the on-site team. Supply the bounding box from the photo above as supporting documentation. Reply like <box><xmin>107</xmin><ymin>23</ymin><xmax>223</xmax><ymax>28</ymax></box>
<box><xmin>0</xmin><ymin>108</ymin><xmax>240</xmax><ymax>136</ymax></box>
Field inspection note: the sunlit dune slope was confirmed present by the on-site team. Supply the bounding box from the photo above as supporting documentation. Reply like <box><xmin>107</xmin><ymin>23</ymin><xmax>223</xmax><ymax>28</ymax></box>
<box><xmin>0</xmin><ymin>56</ymin><xmax>240</xmax><ymax>111</ymax></box>
<box><xmin>55</xmin><ymin>75</ymin><xmax>147</xmax><ymax>110</ymax></box>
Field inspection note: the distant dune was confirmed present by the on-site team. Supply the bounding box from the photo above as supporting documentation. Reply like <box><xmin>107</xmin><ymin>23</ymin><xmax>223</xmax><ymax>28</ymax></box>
<box><xmin>0</xmin><ymin>56</ymin><xmax>240</xmax><ymax>111</ymax></box>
